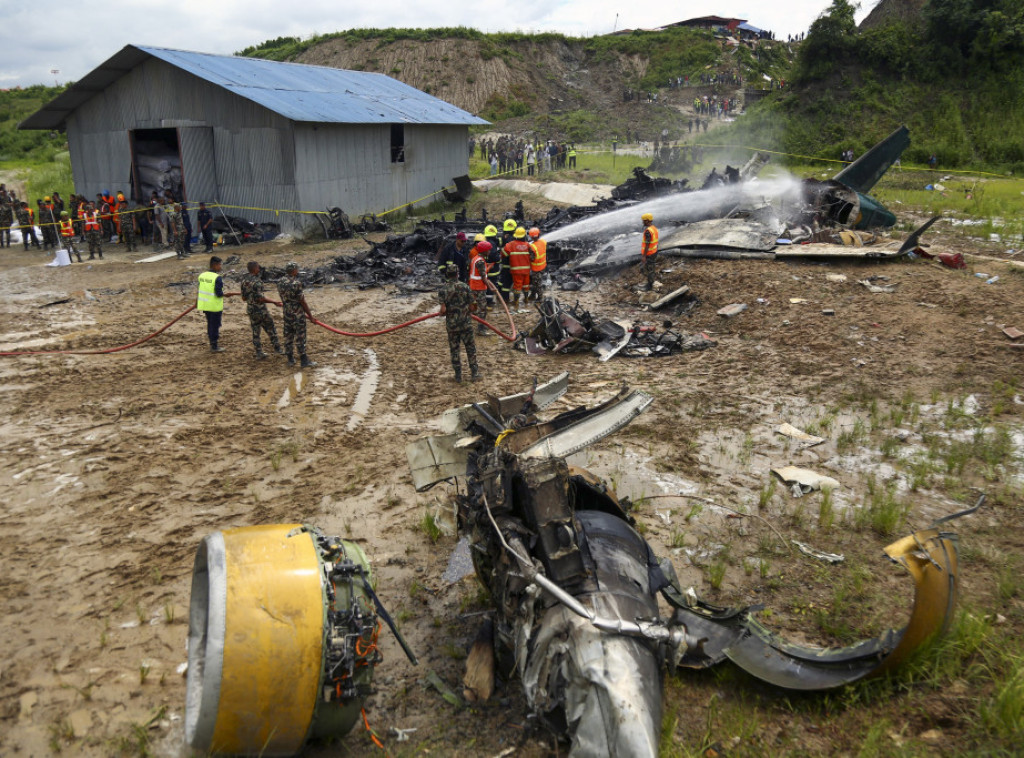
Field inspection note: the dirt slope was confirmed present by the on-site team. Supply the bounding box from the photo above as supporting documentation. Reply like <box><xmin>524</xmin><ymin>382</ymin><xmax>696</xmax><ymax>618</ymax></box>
<box><xmin>297</xmin><ymin>37</ymin><xmax>648</xmax><ymax>116</ymax></box>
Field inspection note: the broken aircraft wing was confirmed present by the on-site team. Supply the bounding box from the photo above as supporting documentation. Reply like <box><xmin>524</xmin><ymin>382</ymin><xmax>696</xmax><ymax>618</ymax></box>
<box><xmin>660</xmin><ymin>217</ymin><xmax>784</xmax><ymax>252</ymax></box>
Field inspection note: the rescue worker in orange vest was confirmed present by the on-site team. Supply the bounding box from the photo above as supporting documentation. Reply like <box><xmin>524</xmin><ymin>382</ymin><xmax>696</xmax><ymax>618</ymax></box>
<box><xmin>640</xmin><ymin>212</ymin><xmax>659</xmax><ymax>290</ymax></box>
<box><xmin>482</xmin><ymin>224</ymin><xmax>503</xmax><ymax>306</ymax></box>
<box><xmin>99</xmin><ymin>191</ymin><xmax>115</xmax><ymax>241</ymax></box>
<box><xmin>113</xmin><ymin>191</ymin><xmax>126</xmax><ymax>237</ymax></box>
<box><xmin>469</xmin><ymin>239</ymin><xmax>493</xmax><ymax>336</ymax></box>
<box><xmin>527</xmin><ymin>227</ymin><xmax>546</xmax><ymax>302</ymax></box>
<box><xmin>83</xmin><ymin>203</ymin><xmax>103</xmax><ymax>260</ymax></box>
<box><xmin>58</xmin><ymin>211</ymin><xmax>82</xmax><ymax>262</ymax></box>
<box><xmin>40</xmin><ymin>197</ymin><xmax>57</xmax><ymax>249</ymax></box>
<box><xmin>504</xmin><ymin>227</ymin><xmax>534</xmax><ymax>311</ymax></box>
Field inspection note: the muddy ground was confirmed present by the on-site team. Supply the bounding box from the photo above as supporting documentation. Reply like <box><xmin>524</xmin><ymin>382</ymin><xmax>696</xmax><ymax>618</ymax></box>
<box><xmin>0</xmin><ymin>223</ymin><xmax>1021</xmax><ymax>757</ymax></box>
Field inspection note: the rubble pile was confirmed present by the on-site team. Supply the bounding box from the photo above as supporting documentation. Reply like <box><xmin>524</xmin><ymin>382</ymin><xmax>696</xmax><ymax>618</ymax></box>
<box><xmin>518</xmin><ymin>298</ymin><xmax>716</xmax><ymax>360</ymax></box>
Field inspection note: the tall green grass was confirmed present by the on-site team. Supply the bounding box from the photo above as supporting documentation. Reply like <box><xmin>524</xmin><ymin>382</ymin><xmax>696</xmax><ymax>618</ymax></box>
<box><xmin>23</xmin><ymin>152</ymin><xmax>74</xmax><ymax>203</ymax></box>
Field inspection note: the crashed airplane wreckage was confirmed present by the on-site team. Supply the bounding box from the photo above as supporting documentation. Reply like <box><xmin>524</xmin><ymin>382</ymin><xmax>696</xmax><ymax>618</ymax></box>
<box><xmin>550</xmin><ymin>126</ymin><xmax>938</xmax><ymax>275</ymax></box>
<box><xmin>276</xmin><ymin>126</ymin><xmax>929</xmax><ymax>293</ymax></box>
<box><xmin>407</xmin><ymin>373</ymin><xmax>977</xmax><ymax>756</ymax></box>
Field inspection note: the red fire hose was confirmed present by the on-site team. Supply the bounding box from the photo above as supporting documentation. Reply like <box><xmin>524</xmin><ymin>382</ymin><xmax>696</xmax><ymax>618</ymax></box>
<box><xmin>0</xmin><ymin>280</ymin><xmax>520</xmax><ymax>356</ymax></box>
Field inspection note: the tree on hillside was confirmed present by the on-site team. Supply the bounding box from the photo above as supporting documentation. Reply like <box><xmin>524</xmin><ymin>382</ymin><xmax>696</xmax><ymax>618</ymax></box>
<box><xmin>798</xmin><ymin>0</ymin><xmax>860</xmax><ymax>80</ymax></box>
<box><xmin>926</xmin><ymin>0</ymin><xmax>1024</xmax><ymax>66</ymax></box>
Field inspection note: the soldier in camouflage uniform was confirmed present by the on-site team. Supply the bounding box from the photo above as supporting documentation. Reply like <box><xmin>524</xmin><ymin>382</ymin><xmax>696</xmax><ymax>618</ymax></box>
<box><xmin>277</xmin><ymin>261</ymin><xmax>317</xmax><ymax>368</ymax></box>
<box><xmin>0</xmin><ymin>197</ymin><xmax>12</xmax><ymax>248</ymax></box>
<box><xmin>83</xmin><ymin>202</ymin><xmax>103</xmax><ymax>259</ymax></box>
<box><xmin>240</xmin><ymin>261</ymin><xmax>283</xmax><ymax>359</ymax></box>
<box><xmin>168</xmin><ymin>203</ymin><xmax>187</xmax><ymax>259</ymax></box>
<box><xmin>438</xmin><ymin>263</ymin><xmax>479</xmax><ymax>382</ymax></box>
<box><xmin>119</xmin><ymin>202</ymin><xmax>138</xmax><ymax>251</ymax></box>
<box><xmin>16</xmin><ymin>202</ymin><xmax>41</xmax><ymax>250</ymax></box>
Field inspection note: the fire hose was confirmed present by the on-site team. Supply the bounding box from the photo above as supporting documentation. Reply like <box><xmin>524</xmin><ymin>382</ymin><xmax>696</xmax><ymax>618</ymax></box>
<box><xmin>0</xmin><ymin>278</ymin><xmax>519</xmax><ymax>356</ymax></box>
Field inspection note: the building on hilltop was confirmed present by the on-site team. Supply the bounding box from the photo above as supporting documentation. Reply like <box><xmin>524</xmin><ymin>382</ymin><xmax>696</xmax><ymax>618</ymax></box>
<box><xmin>20</xmin><ymin>45</ymin><xmax>487</xmax><ymax>233</ymax></box>
<box><xmin>669</xmin><ymin>16</ymin><xmax>747</xmax><ymax>33</ymax></box>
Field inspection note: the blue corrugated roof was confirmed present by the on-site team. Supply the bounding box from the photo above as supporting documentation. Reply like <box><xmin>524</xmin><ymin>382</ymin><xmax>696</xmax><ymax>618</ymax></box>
<box><xmin>20</xmin><ymin>44</ymin><xmax>487</xmax><ymax>129</ymax></box>
<box><xmin>736</xmin><ymin>22</ymin><xmax>763</xmax><ymax>33</ymax></box>
<box><xmin>137</xmin><ymin>46</ymin><xmax>487</xmax><ymax>125</ymax></box>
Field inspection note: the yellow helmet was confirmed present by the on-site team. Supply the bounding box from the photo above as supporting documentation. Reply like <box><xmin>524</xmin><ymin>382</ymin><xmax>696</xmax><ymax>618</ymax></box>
<box><xmin>514</xmin><ymin>226</ymin><xmax>527</xmax><ymax>239</ymax></box>
<box><xmin>641</xmin><ymin>213</ymin><xmax>654</xmax><ymax>223</ymax></box>
<box><xmin>473</xmin><ymin>233</ymin><xmax>485</xmax><ymax>242</ymax></box>
<box><xmin>503</xmin><ymin>219</ymin><xmax>517</xmax><ymax>232</ymax></box>
<box><xmin>484</xmin><ymin>225</ymin><xmax>498</xmax><ymax>237</ymax></box>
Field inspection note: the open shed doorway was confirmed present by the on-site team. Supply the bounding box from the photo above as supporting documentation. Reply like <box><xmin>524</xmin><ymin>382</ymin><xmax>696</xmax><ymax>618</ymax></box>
<box><xmin>130</xmin><ymin>128</ymin><xmax>184</xmax><ymax>203</ymax></box>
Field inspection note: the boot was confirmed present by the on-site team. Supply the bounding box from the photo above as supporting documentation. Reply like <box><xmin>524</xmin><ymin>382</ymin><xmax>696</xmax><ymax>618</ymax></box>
<box><xmin>453</xmin><ymin>370</ymin><xmax>462</xmax><ymax>384</ymax></box>
<box><xmin>211</xmin><ymin>344</ymin><xmax>225</xmax><ymax>353</ymax></box>
<box><xmin>300</xmin><ymin>354</ymin><xmax>317</xmax><ymax>368</ymax></box>
<box><xmin>287</xmin><ymin>353</ymin><xmax>295</xmax><ymax>366</ymax></box>
<box><xmin>75</xmin><ymin>252</ymin><xmax>83</xmax><ymax>263</ymax></box>
<box><xmin>272</xmin><ymin>342</ymin><xmax>284</xmax><ymax>355</ymax></box>
<box><xmin>88</xmin><ymin>254</ymin><xmax>95</xmax><ymax>260</ymax></box>
<box><xmin>98</xmin><ymin>252</ymin><xmax>103</xmax><ymax>259</ymax></box>
<box><xmin>255</xmin><ymin>351</ymin><xmax>268</xmax><ymax>360</ymax></box>
<box><xmin>470</xmin><ymin>368</ymin><xmax>480</xmax><ymax>382</ymax></box>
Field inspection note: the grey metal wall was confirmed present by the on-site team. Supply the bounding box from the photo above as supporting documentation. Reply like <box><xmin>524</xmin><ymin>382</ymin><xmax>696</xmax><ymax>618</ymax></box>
<box><xmin>292</xmin><ymin>123</ymin><xmax>469</xmax><ymax>227</ymax></box>
<box><xmin>177</xmin><ymin>127</ymin><xmax>216</xmax><ymax>206</ymax></box>
<box><xmin>66</xmin><ymin>57</ymin><xmax>299</xmax><ymax>229</ymax></box>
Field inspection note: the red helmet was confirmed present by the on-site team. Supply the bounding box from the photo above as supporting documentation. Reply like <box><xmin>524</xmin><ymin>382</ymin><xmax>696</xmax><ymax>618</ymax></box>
<box><xmin>475</xmin><ymin>241</ymin><xmax>493</xmax><ymax>253</ymax></box>
<box><xmin>528</xmin><ymin>227</ymin><xmax>541</xmax><ymax>238</ymax></box>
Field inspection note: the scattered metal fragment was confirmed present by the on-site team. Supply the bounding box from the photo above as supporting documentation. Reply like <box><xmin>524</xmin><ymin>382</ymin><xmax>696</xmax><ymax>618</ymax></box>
<box><xmin>774</xmin><ymin>423</ymin><xmax>825</xmax><ymax>447</ymax></box>
<box><xmin>1002</xmin><ymin>327</ymin><xmax>1023</xmax><ymax>340</ymax></box>
<box><xmin>793</xmin><ymin>540</ymin><xmax>845</xmax><ymax>564</ymax></box>
<box><xmin>717</xmin><ymin>303</ymin><xmax>747</xmax><ymax>318</ymax></box>
<box><xmin>646</xmin><ymin>284</ymin><xmax>691</xmax><ymax>310</ymax></box>
<box><xmin>771</xmin><ymin>466</ymin><xmax>840</xmax><ymax>495</ymax></box>
<box><xmin>859</xmin><ymin>278</ymin><xmax>897</xmax><ymax>293</ymax></box>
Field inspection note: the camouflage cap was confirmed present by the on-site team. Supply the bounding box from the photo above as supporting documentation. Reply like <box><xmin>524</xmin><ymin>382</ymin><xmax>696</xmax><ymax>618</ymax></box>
<box><xmin>286</xmin><ymin>261</ymin><xmax>299</xmax><ymax>271</ymax></box>
<box><xmin>444</xmin><ymin>262</ymin><xmax>458</xmax><ymax>278</ymax></box>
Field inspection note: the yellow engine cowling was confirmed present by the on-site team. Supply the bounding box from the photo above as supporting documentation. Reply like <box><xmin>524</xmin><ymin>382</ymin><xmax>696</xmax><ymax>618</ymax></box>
<box><xmin>185</xmin><ymin>524</ymin><xmax>377</xmax><ymax>756</ymax></box>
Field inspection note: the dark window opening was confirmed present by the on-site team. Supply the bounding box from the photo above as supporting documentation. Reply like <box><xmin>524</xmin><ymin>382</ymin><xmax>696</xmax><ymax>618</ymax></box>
<box><xmin>130</xmin><ymin>128</ymin><xmax>184</xmax><ymax>202</ymax></box>
<box><xmin>390</xmin><ymin>124</ymin><xmax>405</xmax><ymax>163</ymax></box>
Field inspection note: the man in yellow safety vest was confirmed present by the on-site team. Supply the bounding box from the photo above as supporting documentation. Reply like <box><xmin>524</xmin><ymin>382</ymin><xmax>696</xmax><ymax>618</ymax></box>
<box><xmin>197</xmin><ymin>256</ymin><xmax>226</xmax><ymax>352</ymax></box>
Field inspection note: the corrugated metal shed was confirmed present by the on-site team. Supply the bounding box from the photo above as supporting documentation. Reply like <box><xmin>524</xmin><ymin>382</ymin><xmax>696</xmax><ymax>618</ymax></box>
<box><xmin>21</xmin><ymin>44</ymin><xmax>487</xmax><ymax>130</ymax></box>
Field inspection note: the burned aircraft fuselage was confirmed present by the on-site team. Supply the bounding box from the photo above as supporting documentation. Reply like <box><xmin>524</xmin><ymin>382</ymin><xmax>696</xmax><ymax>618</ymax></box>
<box><xmin>408</xmin><ymin>375</ymin><xmax>969</xmax><ymax>757</ymax></box>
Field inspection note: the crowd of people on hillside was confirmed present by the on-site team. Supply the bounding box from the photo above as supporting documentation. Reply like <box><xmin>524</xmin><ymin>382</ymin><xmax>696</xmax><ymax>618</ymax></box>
<box><xmin>693</xmin><ymin>94</ymin><xmax>735</xmax><ymax>118</ymax></box>
<box><xmin>471</xmin><ymin>136</ymin><xmax>578</xmax><ymax>177</ymax></box>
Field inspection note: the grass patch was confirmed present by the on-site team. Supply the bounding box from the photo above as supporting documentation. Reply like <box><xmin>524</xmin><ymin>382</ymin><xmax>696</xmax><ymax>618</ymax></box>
<box><xmin>419</xmin><ymin>511</ymin><xmax>442</xmax><ymax>543</ymax></box>
<box><xmin>855</xmin><ymin>476</ymin><xmax>909</xmax><ymax>536</ymax></box>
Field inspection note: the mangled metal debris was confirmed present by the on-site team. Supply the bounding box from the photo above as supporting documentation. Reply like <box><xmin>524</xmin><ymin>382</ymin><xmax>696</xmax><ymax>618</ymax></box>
<box><xmin>772</xmin><ymin>465</ymin><xmax>841</xmax><ymax>496</ymax></box>
<box><xmin>516</xmin><ymin>298</ymin><xmax>715</xmax><ymax>359</ymax></box>
<box><xmin>405</xmin><ymin>376</ymin><xmax>978</xmax><ymax>756</ymax></box>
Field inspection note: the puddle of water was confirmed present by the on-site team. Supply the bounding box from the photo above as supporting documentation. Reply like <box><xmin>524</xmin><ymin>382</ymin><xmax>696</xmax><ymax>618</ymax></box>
<box><xmin>276</xmin><ymin>372</ymin><xmax>305</xmax><ymax>410</ymax></box>
<box><xmin>570</xmin><ymin>447</ymin><xmax>701</xmax><ymax>502</ymax></box>
<box><xmin>347</xmin><ymin>349</ymin><xmax>380</xmax><ymax>431</ymax></box>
